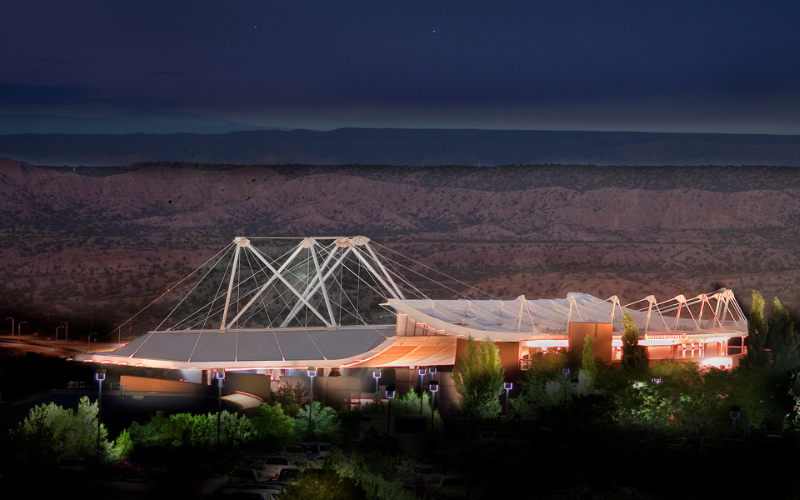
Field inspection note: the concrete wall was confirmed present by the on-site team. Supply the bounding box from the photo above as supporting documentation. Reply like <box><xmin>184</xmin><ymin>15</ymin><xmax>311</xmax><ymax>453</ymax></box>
<box><xmin>119</xmin><ymin>375</ymin><xmax>200</xmax><ymax>394</ymax></box>
<box><xmin>568</xmin><ymin>322</ymin><xmax>614</xmax><ymax>364</ymax></box>
<box><xmin>224</xmin><ymin>372</ymin><xmax>272</xmax><ymax>401</ymax></box>
<box><xmin>280</xmin><ymin>375</ymin><xmax>363</xmax><ymax>408</ymax></box>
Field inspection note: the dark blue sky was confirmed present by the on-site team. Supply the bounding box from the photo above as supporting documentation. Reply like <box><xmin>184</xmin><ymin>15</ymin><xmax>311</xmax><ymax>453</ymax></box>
<box><xmin>2</xmin><ymin>1</ymin><xmax>800</xmax><ymax>133</ymax></box>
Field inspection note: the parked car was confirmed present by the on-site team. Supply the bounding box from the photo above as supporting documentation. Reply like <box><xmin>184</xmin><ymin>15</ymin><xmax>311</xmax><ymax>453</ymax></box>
<box><xmin>55</xmin><ymin>458</ymin><xmax>90</xmax><ymax>480</ymax></box>
<box><xmin>228</xmin><ymin>468</ymin><xmax>269</xmax><ymax>487</ymax></box>
<box><xmin>472</xmin><ymin>431</ymin><xmax>522</xmax><ymax>449</ymax></box>
<box><xmin>101</xmin><ymin>458</ymin><xmax>152</xmax><ymax>481</ymax></box>
<box><xmin>262</xmin><ymin>456</ymin><xmax>293</xmax><ymax>480</ymax></box>
<box><xmin>213</xmin><ymin>487</ymin><xmax>278</xmax><ymax>500</ymax></box>
<box><xmin>301</xmin><ymin>442</ymin><xmax>333</xmax><ymax>460</ymax></box>
<box><xmin>273</xmin><ymin>466</ymin><xmax>300</xmax><ymax>487</ymax></box>
<box><xmin>399</xmin><ymin>471</ymin><xmax>426</xmax><ymax>495</ymax></box>
<box><xmin>278</xmin><ymin>444</ymin><xmax>310</xmax><ymax>466</ymax></box>
<box><xmin>424</xmin><ymin>475</ymin><xmax>471</xmax><ymax>500</ymax></box>
<box><xmin>412</xmin><ymin>464</ymin><xmax>437</xmax><ymax>483</ymax></box>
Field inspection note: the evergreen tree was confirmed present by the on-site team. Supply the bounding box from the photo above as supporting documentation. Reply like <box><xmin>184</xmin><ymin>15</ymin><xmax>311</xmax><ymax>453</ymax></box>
<box><xmin>295</xmin><ymin>401</ymin><xmax>343</xmax><ymax>442</ymax></box>
<box><xmin>745</xmin><ymin>290</ymin><xmax>769</xmax><ymax>367</ymax></box>
<box><xmin>621</xmin><ymin>312</ymin><xmax>647</xmax><ymax>372</ymax></box>
<box><xmin>578</xmin><ymin>334</ymin><xmax>598</xmax><ymax>393</ymax></box>
<box><xmin>452</xmin><ymin>335</ymin><xmax>504</xmax><ymax>417</ymax></box>
<box><xmin>768</xmin><ymin>297</ymin><xmax>800</xmax><ymax>372</ymax></box>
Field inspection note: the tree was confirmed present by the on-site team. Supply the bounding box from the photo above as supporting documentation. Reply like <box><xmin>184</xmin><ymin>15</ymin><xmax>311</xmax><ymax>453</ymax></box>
<box><xmin>112</xmin><ymin>429</ymin><xmax>134</xmax><ymax>459</ymax></box>
<box><xmin>768</xmin><ymin>298</ymin><xmax>800</xmax><ymax>371</ymax></box>
<box><xmin>452</xmin><ymin>335</ymin><xmax>504</xmax><ymax>417</ymax></box>
<box><xmin>280</xmin><ymin>468</ymin><xmax>366</xmax><ymax>500</ymax></box>
<box><xmin>387</xmin><ymin>390</ymin><xmax>443</xmax><ymax>433</ymax></box>
<box><xmin>9</xmin><ymin>396</ymin><xmax>111</xmax><ymax>465</ymax></box>
<box><xmin>251</xmin><ymin>403</ymin><xmax>297</xmax><ymax>446</ymax></box>
<box><xmin>295</xmin><ymin>401</ymin><xmax>343</xmax><ymax>442</ymax></box>
<box><xmin>578</xmin><ymin>334</ymin><xmax>598</xmax><ymax>393</ymax></box>
<box><xmin>621</xmin><ymin>312</ymin><xmax>647</xmax><ymax>373</ymax></box>
<box><xmin>745</xmin><ymin>290</ymin><xmax>769</xmax><ymax>367</ymax></box>
<box><xmin>509</xmin><ymin>350</ymin><xmax>566</xmax><ymax>420</ymax></box>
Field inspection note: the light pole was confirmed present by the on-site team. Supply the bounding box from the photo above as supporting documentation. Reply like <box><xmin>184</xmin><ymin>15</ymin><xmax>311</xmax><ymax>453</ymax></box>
<box><xmin>372</xmin><ymin>370</ymin><xmax>382</xmax><ymax>394</ymax></box>
<box><xmin>112</xmin><ymin>324</ymin><xmax>121</xmax><ymax>343</ymax></box>
<box><xmin>55</xmin><ymin>325</ymin><xmax>64</xmax><ymax>341</ymax></box>
<box><xmin>95</xmin><ymin>369</ymin><xmax>106</xmax><ymax>465</ymax></box>
<box><xmin>17</xmin><ymin>321</ymin><xmax>27</xmax><ymax>340</ymax></box>
<box><xmin>730</xmin><ymin>406</ymin><xmax>741</xmax><ymax>452</ymax></box>
<box><xmin>504</xmin><ymin>382</ymin><xmax>513</xmax><ymax>415</ymax></box>
<box><xmin>418</xmin><ymin>367</ymin><xmax>427</xmax><ymax>415</ymax></box>
<box><xmin>88</xmin><ymin>332</ymin><xmax>97</xmax><ymax>350</ymax></box>
<box><xmin>386</xmin><ymin>389</ymin><xmax>395</xmax><ymax>435</ymax></box>
<box><xmin>308</xmin><ymin>368</ymin><xmax>317</xmax><ymax>440</ymax></box>
<box><xmin>428</xmin><ymin>381</ymin><xmax>439</xmax><ymax>430</ymax></box>
<box><xmin>215</xmin><ymin>369</ymin><xmax>225</xmax><ymax>450</ymax></box>
<box><xmin>60</xmin><ymin>321</ymin><xmax>68</xmax><ymax>341</ymax></box>
<box><xmin>562</xmin><ymin>367</ymin><xmax>571</xmax><ymax>406</ymax></box>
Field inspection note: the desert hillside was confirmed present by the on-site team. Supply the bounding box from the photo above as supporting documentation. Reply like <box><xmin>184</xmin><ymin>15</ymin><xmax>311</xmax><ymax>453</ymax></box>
<box><xmin>2</xmin><ymin>159</ymin><xmax>799</xmax><ymax>339</ymax></box>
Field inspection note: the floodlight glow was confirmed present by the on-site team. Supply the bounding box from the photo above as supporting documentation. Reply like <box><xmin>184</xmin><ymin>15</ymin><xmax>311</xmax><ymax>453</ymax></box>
<box><xmin>699</xmin><ymin>357</ymin><xmax>734</xmax><ymax>370</ymax></box>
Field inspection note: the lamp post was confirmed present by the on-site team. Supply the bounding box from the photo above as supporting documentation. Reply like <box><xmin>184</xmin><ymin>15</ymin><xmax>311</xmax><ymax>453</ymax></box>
<box><xmin>55</xmin><ymin>325</ymin><xmax>64</xmax><ymax>341</ymax></box>
<box><xmin>88</xmin><ymin>332</ymin><xmax>97</xmax><ymax>350</ymax></box>
<box><xmin>730</xmin><ymin>406</ymin><xmax>741</xmax><ymax>452</ymax></box>
<box><xmin>503</xmin><ymin>382</ymin><xmax>513</xmax><ymax>415</ymax></box>
<box><xmin>17</xmin><ymin>321</ymin><xmax>27</xmax><ymax>341</ymax></box>
<box><xmin>372</xmin><ymin>370</ymin><xmax>382</xmax><ymax>394</ymax></box>
<box><xmin>215</xmin><ymin>369</ymin><xmax>225</xmax><ymax>449</ymax></box>
<box><xmin>562</xmin><ymin>367</ymin><xmax>571</xmax><ymax>406</ymax></box>
<box><xmin>386</xmin><ymin>389</ymin><xmax>395</xmax><ymax>435</ymax></box>
<box><xmin>60</xmin><ymin>321</ymin><xmax>68</xmax><ymax>341</ymax></box>
<box><xmin>308</xmin><ymin>368</ymin><xmax>317</xmax><ymax>440</ymax></box>
<box><xmin>95</xmin><ymin>369</ymin><xmax>106</xmax><ymax>465</ymax></box>
<box><xmin>418</xmin><ymin>368</ymin><xmax>427</xmax><ymax>415</ymax></box>
<box><xmin>428</xmin><ymin>381</ymin><xmax>439</xmax><ymax>430</ymax></box>
<box><xmin>112</xmin><ymin>324</ymin><xmax>121</xmax><ymax>343</ymax></box>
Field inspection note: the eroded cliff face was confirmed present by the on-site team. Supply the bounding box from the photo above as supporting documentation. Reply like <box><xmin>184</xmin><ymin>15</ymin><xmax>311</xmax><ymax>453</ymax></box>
<box><xmin>2</xmin><ymin>159</ymin><xmax>799</xmax><ymax>334</ymax></box>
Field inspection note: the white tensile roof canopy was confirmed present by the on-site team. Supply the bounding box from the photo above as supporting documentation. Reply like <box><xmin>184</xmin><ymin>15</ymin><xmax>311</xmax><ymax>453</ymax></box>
<box><xmin>82</xmin><ymin>236</ymin><xmax>748</xmax><ymax>368</ymax></box>
<box><xmin>389</xmin><ymin>289</ymin><xmax>748</xmax><ymax>342</ymax></box>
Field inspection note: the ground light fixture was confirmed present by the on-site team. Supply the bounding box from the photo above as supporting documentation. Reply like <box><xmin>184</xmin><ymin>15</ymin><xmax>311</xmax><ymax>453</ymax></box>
<box><xmin>373</xmin><ymin>370</ymin><xmax>382</xmax><ymax>393</ymax></box>
<box><xmin>504</xmin><ymin>381</ymin><xmax>513</xmax><ymax>415</ymax></box>
<box><xmin>385</xmin><ymin>389</ymin><xmax>395</xmax><ymax>435</ymax></box>
<box><xmin>95</xmin><ymin>369</ymin><xmax>106</xmax><ymax>464</ymax></box>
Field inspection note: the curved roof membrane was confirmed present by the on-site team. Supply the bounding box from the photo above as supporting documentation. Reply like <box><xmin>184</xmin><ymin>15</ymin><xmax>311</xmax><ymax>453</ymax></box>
<box><xmin>388</xmin><ymin>289</ymin><xmax>747</xmax><ymax>342</ymax></box>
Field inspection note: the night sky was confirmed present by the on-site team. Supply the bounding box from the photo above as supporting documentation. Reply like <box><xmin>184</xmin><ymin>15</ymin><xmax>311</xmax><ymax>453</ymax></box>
<box><xmin>2</xmin><ymin>1</ymin><xmax>800</xmax><ymax>134</ymax></box>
